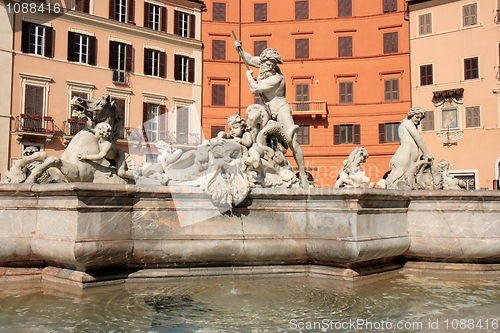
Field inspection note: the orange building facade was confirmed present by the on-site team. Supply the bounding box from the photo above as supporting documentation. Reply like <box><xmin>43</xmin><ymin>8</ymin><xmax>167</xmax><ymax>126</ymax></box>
<box><xmin>202</xmin><ymin>0</ymin><xmax>411</xmax><ymax>187</ymax></box>
<box><xmin>1</xmin><ymin>0</ymin><xmax>204</xmax><ymax>181</ymax></box>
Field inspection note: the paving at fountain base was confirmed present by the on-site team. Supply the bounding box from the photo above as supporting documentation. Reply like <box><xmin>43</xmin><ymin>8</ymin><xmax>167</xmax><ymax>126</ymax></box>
<box><xmin>1</xmin><ymin>184</ymin><xmax>499</xmax><ymax>287</ymax></box>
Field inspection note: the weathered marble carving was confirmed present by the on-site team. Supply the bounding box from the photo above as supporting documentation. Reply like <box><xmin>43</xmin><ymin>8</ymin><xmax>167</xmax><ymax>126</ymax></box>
<box><xmin>433</xmin><ymin>159</ymin><xmax>467</xmax><ymax>190</ymax></box>
<box><xmin>385</xmin><ymin>107</ymin><xmax>434</xmax><ymax>190</ymax></box>
<box><xmin>234</xmin><ymin>39</ymin><xmax>309</xmax><ymax>188</ymax></box>
<box><xmin>6</xmin><ymin>146</ymin><xmax>49</xmax><ymax>183</ymax></box>
<box><xmin>335</xmin><ymin>147</ymin><xmax>374</xmax><ymax>188</ymax></box>
<box><xmin>10</xmin><ymin>94</ymin><xmax>135</xmax><ymax>184</ymax></box>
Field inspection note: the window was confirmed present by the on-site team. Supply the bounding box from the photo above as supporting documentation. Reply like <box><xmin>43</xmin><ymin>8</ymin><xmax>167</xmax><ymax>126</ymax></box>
<box><xmin>254</xmin><ymin>3</ymin><xmax>267</xmax><ymax>22</ymax></box>
<box><xmin>254</xmin><ymin>40</ymin><xmax>267</xmax><ymax>57</ymax></box>
<box><xmin>451</xmin><ymin>173</ymin><xmax>476</xmax><ymax>190</ymax></box>
<box><xmin>441</xmin><ymin>108</ymin><xmax>458</xmax><ymax>129</ymax></box>
<box><xmin>114</xmin><ymin>98</ymin><xmax>127</xmax><ymax>134</ymax></box>
<box><xmin>334</xmin><ymin>124</ymin><xmax>360</xmax><ymax>144</ymax></box>
<box><xmin>211</xmin><ymin>126</ymin><xmax>225</xmax><ymax>138</ymax></box>
<box><xmin>339</xmin><ymin>82</ymin><xmax>353</xmax><ymax>104</ymax></box>
<box><xmin>465</xmin><ymin>106</ymin><xmax>480</xmax><ymax>128</ymax></box>
<box><xmin>68</xmin><ymin>32</ymin><xmax>97</xmax><ymax>65</ymax></box>
<box><xmin>464</xmin><ymin>57</ymin><xmax>479</xmax><ymax>80</ymax></box>
<box><xmin>109</xmin><ymin>41</ymin><xmax>133</xmax><ymax>83</ymax></box>
<box><xmin>421</xmin><ymin>110</ymin><xmax>434</xmax><ymax>131</ymax></box>
<box><xmin>174</xmin><ymin>10</ymin><xmax>195</xmax><ymax>38</ymax></box>
<box><xmin>420</xmin><ymin>64</ymin><xmax>433</xmax><ymax>86</ymax></box>
<box><xmin>143</xmin><ymin>103</ymin><xmax>166</xmax><ymax>142</ymax></box>
<box><xmin>212</xmin><ymin>40</ymin><xmax>226</xmax><ymax>60</ymax></box>
<box><xmin>24</xmin><ymin>85</ymin><xmax>45</xmax><ymax>130</ymax></box>
<box><xmin>174</xmin><ymin>55</ymin><xmax>195</xmax><ymax>83</ymax></box>
<box><xmin>379</xmin><ymin>122</ymin><xmax>399</xmax><ymax>143</ymax></box>
<box><xmin>110</xmin><ymin>0</ymin><xmax>135</xmax><ymax>24</ymax></box>
<box><xmin>338</xmin><ymin>36</ymin><xmax>352</xmax><ymax>57</ymax></box>
<box><xmin>21</xmin><ymin>21</ymin><xmax>54</xmax><ymax>57</ymax></box>
<box><xmin>295</xmin><ymin>83</ymin><xmax>310</xmax><ymax>111</ymax></box>
<box><xmin>384</xmin><ymin>79</ymin><xmax>399</xmax><ymax>101</ymax></box>
<box><xmin>295</xmin><ymin>39</ymin><xmax>309</xmax><ymax>59</ymax></box>
<box><xmin>383</xmin><ymin>32</ymin><xmax>398</xmax><ymax>54</ymax></box>
<box><xmin>144</xmin><ymin>49</ymin><xmax>166</xmax><ymax>78</ymax></box>
<box><xmin>144</xmin><ymin>3</ymin><xmax>167</xmax><ymax>31</ymax></box>
<box><xmin>212</xmin><ymin>84</ymin><xmax>226</xmax><ymax>106</ymax></box>
<box><xmin>296</xmin><ymin>125</ymin><xmax>310</xmax><ymax>145</ymax></box>
<box><xmin>383</xmin><ymin>0</ymin><xmax>397</xmax><ymax>13</ymax></box>
<box><xmin>213</xmin><ymin>2</ymin><xmax>226</xmax><ymax>21</ymax></box>
<box><xmin>295</xmin><ymin>1</ymin><xmax>308</xmax><ymax>20</ymax></box>
<box><xmin>418</xmin><ymin>13</ymin><xmax>432</xmax><ymax>35</ymax></box>
<box><xmin>75</xmin><ymin>0</ymin><xmax>90</xmax><ymax>13</ymax></box>
<box><xmin>338</xmin><ymin>0</ymin><xmax>352</xmax><ymax>17</ymax></box>
<box><xmin>463</xmin><ymin>3</ymin><xmax>477</xmax><ymax>27</ymax></box>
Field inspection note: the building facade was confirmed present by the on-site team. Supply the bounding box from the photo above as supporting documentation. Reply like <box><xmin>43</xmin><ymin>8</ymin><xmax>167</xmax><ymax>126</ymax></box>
<box><xmin>408</xmin><ymin>0</ymin><xmax>500</xmax><ymax>189</ymax></box>
<box><xmin>1</xmin><ymin>0</ymin><xmax>204</xmax><ymax>181</ymax></box>
<box><xmin>202</xmin><ymin>0</ymin><xmax>411</xmax><ymax>187</ymax></box>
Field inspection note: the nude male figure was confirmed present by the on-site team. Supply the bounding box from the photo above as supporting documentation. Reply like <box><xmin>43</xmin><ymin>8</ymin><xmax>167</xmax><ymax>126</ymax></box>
<box><xmin>234</xmin><ymin>40</ymin><xmax>309</xmax><ymax>187</ymax></box>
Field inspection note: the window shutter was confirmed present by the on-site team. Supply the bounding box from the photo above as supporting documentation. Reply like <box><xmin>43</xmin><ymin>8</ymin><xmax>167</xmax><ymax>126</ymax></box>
<box><xmin>142</xmin><ymin>102</ymin><xmax>148</xmax><ymax>125</ymax></box>
<box><xmin>109</xmin><ymin>41</ymin><xmax>116</xmax><ymax>69</ymax></box>
<box><xmin>254</xmin><ymin>41</ymin><xmax>267</xmax><ymax>57</ymax></box>
<box><xmin>379</xmin><ymin>123</ymin><xmax>386</xmax><ymax>143</ymax></box>
<box><xmin>177</xmin><ymin>107</ymin><xmax>189</xmax><ymax>144</ymax></box>
<box><xmin>159</xmin><ymin>52</ymin><xmax>166</xmax><ymax>78</ymax></box>
<box><xmin>334</xmin><ymin>125</ymin><xmax>341</xmax><ymax>145</ymax></box>
<box><xmin>161</xmin><ymin>7</ymin><xmax>167</xmax><ymax>32</ymax></box>
<box><xmin>295</xmin><ymin>1</ymin><xmax>308</xmax><ymax>20</ymax></box>
<box><xmin>174</xmin><ymin>54</ymin><xmax>180</xmax><ymax>80</ymax></box>
<box><xmin>43</xmin><ymin>27</ymin><xmax>54</xmax><ymax>58</ymax></box>
<box><xmin>295</xmin><ymin>39</ymin><xmax>309</xmax><ymax>59</ymax></box>
<box><xmin>127</xmin><ymin>0</ymin><xmax>135</xmax><ymax>24</ymax></box>
<box><xmin>188</xmin><ymin>57</ymin><xmax>195</xmax><ymax>83</ymax></box>
<box><xmin>466</xmin><ymin>106</ymin><xmax>480</xmax><ymax>128</ymax></box>
<box><xmin>212</xmin><ymin>85</ymin><xmax>225</xmax><ymax>106</ymax></box>
<box><xmin>125</xmin><ymin>44</ymin><xmax>133</xmax><ymax>72</ymax></box>
<box><xmin>339</xmin><ymin>36</ymin><xmax>352</xmax><ymax>57</ymax></box>
<box><xmin>353</xmin><ymin>124</ymin><xmax>361</xmax><ymax>144</ymax></box>
<box><xmin>25</xmin><ymin>85</ymin><xmax>44</xmax><ymax>116</ymax></box>
<box><xmin>83</xmin><ymin>0</ymin><xmax>90</xmax><ymax>13</ymax></box>
<box><xmin>254</xmin><ymin>3</ymin><xmax>267</xmax><ymax>22</ymax></box>
<box><xmin>392</xmin><ymin>32</ymin><xmax>398</xmax><ymax>53</ymax></box>
<box><xmin>144</xmin><ymin>2</ymin><xmax>150</xmax><ymax>28</ymax></box>
<box><xmin>392</xmin><ymin>79</ymin><xmax>399</xmax><ymax>100</ymax></box>
<box><xmin>144</xmin><ymin>48</ymin><xmax>151</xmax><ymax>75</ymax></box>
<box><xmin>88</xmin><ymin>36</ymin><xmax>97</xmax><ymax>65</ymax></box>
<box><xmin>75</xmin><ymin>0</ymin><xmax>83</xmax><ymax>12</ymax></box>
<box><xmin>419</xmin><ymin>14</ymin><xmax>425</xmax><ymax>35</ymax></box>
<box><xmin>159</xmin><ymin>105</ymin><xmax>166</xmax><ymax>137</ymax></box>
<box><xmin>211</xmin><ymin>126</ymin><xmax>225</xmax><ymax>138</ymax></box>
<box><xmin>109</xmin><ymin>0</ymin><xmax>116</xmax><ymax>19</ymax></box>
<box><xmin>338</xmin><ymin>0</ymin><xmax>352</xmax><ymax>17</ymax></box>
<box><xmin>189</xmin><ymin>14</ymin><xmax>196</xmax><ymax>38</ymax></box>
<box><xmin>213</xmin><ymin>3</ymin><xmax>226</xmax><ymax>21</ymax></box>
<box><xmin>113</xmin><ymin>98</ymin><xmax>126</xmax><ymax>129</ymax></box>
<box><xmin>174</xmin><ymin>10</ymin><xmax>180</xmax><ymax>35</ymax></box>
<box><xmin>67</xmin><ymin>31</ymin><xmax>75</xmax><ymax>61</ymax></box>
<box><xmin>21</xmin><ymin>21</ymin><xmax>30</xmax><ymax>53</ymax></box>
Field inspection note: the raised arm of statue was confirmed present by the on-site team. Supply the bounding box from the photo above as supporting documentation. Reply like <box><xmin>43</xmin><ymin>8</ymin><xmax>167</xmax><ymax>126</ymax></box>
<box><xmin>234</xmin><ymin>40</ymin><xmax>261</xmax><ymax>68</ymax></box>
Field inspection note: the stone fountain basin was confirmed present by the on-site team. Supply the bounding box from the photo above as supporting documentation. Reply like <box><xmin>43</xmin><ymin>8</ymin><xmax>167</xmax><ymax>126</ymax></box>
<box><xmin>0</xmin><ymin>184</ymin><xmax>499</xmax><ymax>283</ymax></box>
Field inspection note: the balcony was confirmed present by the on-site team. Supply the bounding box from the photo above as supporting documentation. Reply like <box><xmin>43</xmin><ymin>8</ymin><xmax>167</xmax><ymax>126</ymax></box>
<box><xmin>112</xmin><ymin>69</ymin><xmax>128</xmax><ymax>84</ymax></box>
<box><xmin>290</xmin><ymin>101</ymin><xmax>328</xmax><ymax>120</ymax></box>
<box><xmin>14</xmin><ymin>114</ymin><xmax>55</xmax><ymax>145</ymax></box>
<box><xmin>62</xmin><ymin>118</ymin><xmax>132</xmax><ymax>146</ymax></box>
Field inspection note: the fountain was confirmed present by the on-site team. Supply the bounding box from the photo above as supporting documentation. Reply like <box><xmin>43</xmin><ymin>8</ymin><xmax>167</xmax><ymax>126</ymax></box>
<box><xmin>1</xmin><ymin>40</ymin><xmax>499</xmax><ymax>331</ymax></box>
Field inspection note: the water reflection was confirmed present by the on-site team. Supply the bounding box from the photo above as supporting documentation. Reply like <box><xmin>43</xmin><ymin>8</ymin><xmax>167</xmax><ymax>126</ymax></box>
<box><xmin>0</xmin><ymin>273</ymin><xmax>498</xmax><ymax>332</ymax></box>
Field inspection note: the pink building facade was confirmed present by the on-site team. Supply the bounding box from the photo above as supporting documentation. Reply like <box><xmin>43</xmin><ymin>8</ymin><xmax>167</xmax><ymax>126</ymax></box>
<box><xmin>1</xmin><ymin>0</ymin><xmax>204</xmax><ymax>181</ymax></box>
<box><xmin>409</xmin><ymin>0</ymin><xmax>500</xmax><ymax>189</ymax></box>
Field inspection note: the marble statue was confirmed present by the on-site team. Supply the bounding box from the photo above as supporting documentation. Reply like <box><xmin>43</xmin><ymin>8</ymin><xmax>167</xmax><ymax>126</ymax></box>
<box><xmin>17</xmin><ymin>94</ymin><xmax>135</xmax><ymax>184</ymax></box>
<box><xmin>385</xmin><ymin>107</ymin><xmax>434</xmax><ymax>190</ymax></box>
<box><xmin>234</xmin><ymin>39</ymin><xmax>309</xmax><ymax>188</ymax></box>
<box><xmin>433</xmin><ymin>159</ymin><xmax>467</xmax><ymax>190</ymax></box>
<box><xmin>335</xmin><ymin>147</ymin><xmax>374</xmax><ymax>188</ymax></box>
<box><xmin>6</xmin><ymin>146</ymin><xmax>49</xmax><ymax>183</ymax></box>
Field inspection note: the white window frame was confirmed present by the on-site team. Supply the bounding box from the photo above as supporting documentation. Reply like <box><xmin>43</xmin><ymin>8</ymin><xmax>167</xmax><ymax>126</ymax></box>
<box><xmin>150</xmin><ymin>4</ymin><xmax>160</xmax><ymax>30</ymax></box>
<box><xmin>30</xmin><ymin>24</ymin><xmax>45</xmax><ymax>55</ymax></box>
<box><xmin>179</xmin><ymin>12</ymin><xmax>189</xmax><ymax>38</ymax></box>
<box><xmin>179</xmin><ymin>56</ymin><xmax>189</xmax><ymax>81</ymax></box>
<box><xmin>20</xmin><ymin>73</ymin><xmax>51</xmax><ymax>118</ymax></box>
<box><xmin>448</xmin><ymin>170</ymin><xmax>477</xmax><ymax>190</ymax></box>
<box><xmin>74</xmin><ymin>33</ymin><xmax>89</xmax><ymax>64</ymax></box>
<box><xmin>149</xmin><ymin>49</ymin><xmax>160</xmax><ymax>77</ymax></box>
<box><xmin>116</xmin><ymin>0</ymin><xmax>127</xmax><ymax>23</ymax></box>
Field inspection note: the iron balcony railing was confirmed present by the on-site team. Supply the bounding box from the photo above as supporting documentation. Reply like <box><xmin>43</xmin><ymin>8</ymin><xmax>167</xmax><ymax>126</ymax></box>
<box><xmin>15</xmin><ymin>114</ymin><xmax>54</xmax><ymax>134</ymax></box>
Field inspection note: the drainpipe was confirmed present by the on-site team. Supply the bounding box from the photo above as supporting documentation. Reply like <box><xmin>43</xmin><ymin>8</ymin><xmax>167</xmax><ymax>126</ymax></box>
<box><xmin>238</xmin><ymin>0</ymin><xmax>242</xmax><ymax>115</ymax></box>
